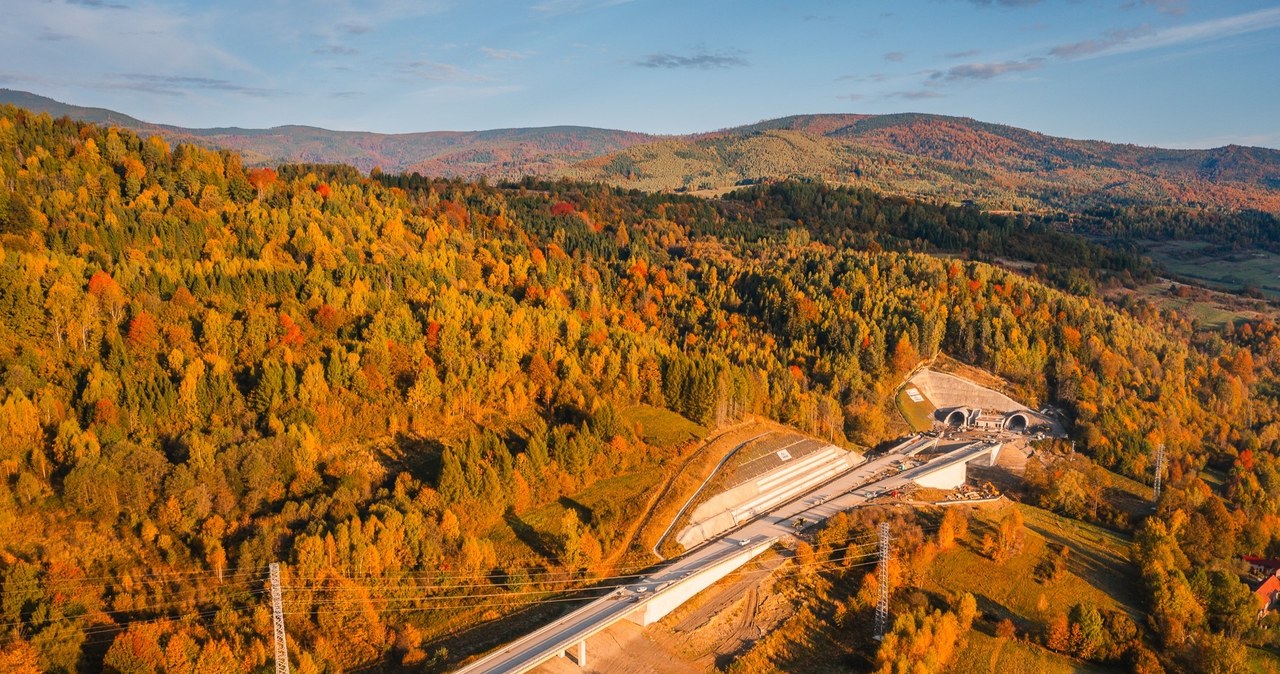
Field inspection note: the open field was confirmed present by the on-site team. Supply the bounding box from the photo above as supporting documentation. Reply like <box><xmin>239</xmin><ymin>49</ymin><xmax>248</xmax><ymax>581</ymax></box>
<box><xmin>622</xmin><ymin>404</ymin><xmax>710</xmax><ymax>449</ymax></box>
<box><xmin>1102</xmin><ymin>278</ymin><xmax>1276</xmax><ymax>328</ymax></box>
<box><xmin>950</xmin><ymin>631</ymin><xmax>1108</xmax><ymax>674</ymax></box>
<box><xmin>925</xmin><ymin>503</ymin><xmax>1140</xmax><ymax>618</ymax></box>
<box><xmin>895</xmin><ymin>384</ymin><xmax>937</xmax><ymax>433</ymax></box>
<box><xmin>920</xmin><ymin>502</ymin><xmax>1139</xmax><ymax>673</ymax></box>
<box><xmin>1140</xmin><ymin>240</ymin><xmax>1280</xmax><ymax>299</ymax></box>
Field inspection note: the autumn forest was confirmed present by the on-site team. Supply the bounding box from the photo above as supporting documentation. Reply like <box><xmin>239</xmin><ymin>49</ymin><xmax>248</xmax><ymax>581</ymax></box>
<box><xmin>0</xmin><ymin>103</ymin><xmax>1279</xmax><ymax>673</ymax></box>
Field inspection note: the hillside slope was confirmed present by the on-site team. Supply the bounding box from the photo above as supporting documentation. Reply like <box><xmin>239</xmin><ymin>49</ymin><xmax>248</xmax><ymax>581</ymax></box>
<box><xmin>0</xmin><ymin>88</ymin><xmax>655</xmax><ymax>178</ymax></box>
<box><xmin>0</xmin><ymin>104</ymin><xmax>1276</xmax><ymax>673</ymax></box>
<box><xmin>6</xmin><ymin>89</ymin><xmax>1279</xmax><ymax>212</ymax></box>
<box><xmin>562</xmin><ymin>113</ymin><xmax>1280</xmax><ymax>212</ymax></box>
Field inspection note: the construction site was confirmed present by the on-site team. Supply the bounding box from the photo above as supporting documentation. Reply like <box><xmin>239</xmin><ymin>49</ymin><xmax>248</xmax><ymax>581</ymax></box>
<box><xmin>504</xmin><ymin>364</ymin><xmax>1059</xmax><ymax>674</ymax></box>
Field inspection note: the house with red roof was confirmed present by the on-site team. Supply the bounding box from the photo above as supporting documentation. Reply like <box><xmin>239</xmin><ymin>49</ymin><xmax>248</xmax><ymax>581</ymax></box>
<box><xmin>1256</xmin><ymin>572</ymin><xmax>1280</xmax><ymax>618</ymax></box>
<box><xmin>1244</xmin><ymin>555</ymin><xmax>1280</xmax><ymax>578</ymax></box>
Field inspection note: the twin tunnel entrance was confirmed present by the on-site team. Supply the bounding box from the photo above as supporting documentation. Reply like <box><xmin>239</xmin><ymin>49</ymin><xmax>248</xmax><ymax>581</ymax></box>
<box><xmin>944</xmin><ymin>408</ymin><xmax>1030</xmax><ymax>433</ymax></box>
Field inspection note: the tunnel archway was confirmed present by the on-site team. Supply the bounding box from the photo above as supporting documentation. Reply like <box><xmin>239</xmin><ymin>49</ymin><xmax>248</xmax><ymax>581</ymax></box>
<box><xmin>1005</xmin><ymin>412</ymin><xmax>1029</xmax><ymax>433</ymax></box>
<box><xmin>945</xmin><ymin>409</ymin><xmax>969</xmax><ymax>427</ymax></box>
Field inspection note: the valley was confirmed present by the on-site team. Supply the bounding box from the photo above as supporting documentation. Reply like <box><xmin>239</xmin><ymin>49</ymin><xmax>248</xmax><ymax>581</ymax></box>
<box><xmin>1</xmin><ymin>24</ymin><xmax>1279</xmax><ymax>671</ymax></box>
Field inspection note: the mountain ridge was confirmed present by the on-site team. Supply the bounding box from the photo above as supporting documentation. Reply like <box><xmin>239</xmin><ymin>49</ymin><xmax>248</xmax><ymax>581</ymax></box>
<box><xmin>4</xmin><ymin>88</ymin><xmax>1278</xmax><ymax>212</ymax></box>
<box><xmin>0</xmin><ymin>89</ymin><xmax>658</xmax><ymax>178</ymax></box>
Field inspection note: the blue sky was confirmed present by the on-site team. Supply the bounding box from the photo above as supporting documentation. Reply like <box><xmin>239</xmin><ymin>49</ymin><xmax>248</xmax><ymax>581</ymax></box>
<box><xmin>2</xmin><ymin>0</ymin><xmax>1278</xmax><ymax>148</ymax></box>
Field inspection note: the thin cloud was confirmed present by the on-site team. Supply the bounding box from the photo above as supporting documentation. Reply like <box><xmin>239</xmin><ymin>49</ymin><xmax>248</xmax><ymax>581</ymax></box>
<box><xmin>921</xmin><ymin>7</ymin><xmax>1280</xmax><ymax>94</ymax></box>
<box><xmin>481</xmin><ymin>47</ymin><xmax>533</xmax><ymax>61</ymax></box>
<box><xmin>66</xmin><ymin>0</ymin><xmax>129</xmax><ymax>9</ymax></box>
<box><xmin>884</xmin><ymin>51</ymin><xmax>906</xmax><ymax>62</ymax></box>
<box><xmin>1051</xmin><ymin>26</ymin><xmax>1152</xmax><ymax>58</ymax></box>
<box><xmin>398</xmin><ymin>60</ymin><xmax>488</xmax><ymax>82</ymax></box>
<box><xmin>963</xmin><ymin>0</ymin><xmax>1042</xmax><ymax>7</ymax></box>
<box><xmin>944</xmin><ymin>49</ymin><xmax>981</xmax><ymax>59</ymax></box>
<box><xmin>1054</xmin><ymin>7</ymin><xmax>1280</xmax><ymax>60</ymax></box>
<box><xmin>887</xmin><ymin>89</ymin><xmax>947</xmax><ymax>100</ymax></box>
<box><xmin>314</xmin><ymin>45</ymin><xmax>358</xmax><ymax>56</ymax></box>
<box><xmin>838</xmin><ymin>73</ymin><xmax>891</xmax><ymax>83</ymax></box>
<box><xmin>635</xmin><ymin>49</ymin><xmax>748</xmax><ymax>70</ymax></box>
<box><xmin>1126</xmin><ymin>0</ymin><xmax>1187</xmax><ymax>16</ymax></box>
<box><xmin>104</xmin><ymin>74</ymin><xmax>282</xmax><ymax>97</ymax></box>
<box><xmin>932</xmin><ymin>58</ymin><xmax>1044</xmax><ymax>81</ymax></box>
<box><xmin>336</xmin><ymin>21</ymin><xmax>372</xmax><ymax>35</ymax></box>
<box><xmin>531</xmin><ymin>0</ymin><xmax>634</xmax><ymax>15</ymax></box>
<box><xmin>38</xmin><ymin>29</ymin><xmax>72</xmax><ymax>42</ymax></box>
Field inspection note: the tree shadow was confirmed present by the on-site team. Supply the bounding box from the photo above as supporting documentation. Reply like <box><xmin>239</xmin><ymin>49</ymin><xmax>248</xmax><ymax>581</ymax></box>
<box><xmin>384</xmin><ymin>432</ymin><xmax>445</xmax><ymax>485</ymax></box>
<box><xmin>504</xmin><ymin>509</ymin><xmax>559</xmax><ymax>563</ymax></box>
<box><xmin>558</xmin><ymin>496</ymin><xmax>594</xmax><ymax>526</ymax></box>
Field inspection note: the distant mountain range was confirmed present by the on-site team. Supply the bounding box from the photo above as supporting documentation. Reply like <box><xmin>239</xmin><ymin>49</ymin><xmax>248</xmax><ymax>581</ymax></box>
<box><xmin>0</xmin><ymin>89</ymin><xmax>655</xmax><ymax>179</ymax></box>
<box><xmin>563</xmin><ymin>113</ymin><xmax>1280</xmax><ymax>212</ymax></box>
<box><xmin>4</xmin><ymin>89</ymin><xmax>1279</xmax><ymax>212</ymax></box>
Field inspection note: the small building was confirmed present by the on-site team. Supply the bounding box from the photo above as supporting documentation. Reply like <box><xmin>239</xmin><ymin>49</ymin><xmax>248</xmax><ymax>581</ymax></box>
<box><xmin>1255</xmin><ymin>572</ymin><xmax>1280</xmax><ymax>618</ymax></box>
<box><xmin>1244</xmin><ymin>555</ymin><xmax>1280</xmax><ymax>578</ymax></box>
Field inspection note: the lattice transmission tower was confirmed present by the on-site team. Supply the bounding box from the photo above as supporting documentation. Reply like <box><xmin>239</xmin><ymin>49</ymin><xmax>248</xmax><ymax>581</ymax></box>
<box><xmin>269</xmin><ymin>563</ymin><xmax>291</xmax><ymax>674</ymax></box>
<box><xmin>1153</xmin><ymin>444</ymin><xmax>1166</xmax><ymax>503</ymax></box>
<box><xmin>874</xmin><ymin>522</ymin><xmax>891</xmax><ymax>640</ymax></box>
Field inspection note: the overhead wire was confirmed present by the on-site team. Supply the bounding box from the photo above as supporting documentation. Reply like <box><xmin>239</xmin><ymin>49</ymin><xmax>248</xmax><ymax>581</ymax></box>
<box><xmin>282</xmin><ymin>543</ymin><xmax>884</xmax><ymax>605</ymax></box>
<box><xmin>0</xmin><ymin>566</ymin><xmax>268</xmax><ymax>590</ymax></box>
<box><xmin>280</xmin><ymin>532</ymin><xmax>904</xmax><ymax>609</ymax></box>
<box><xmin>1</xmin><ymin>511</ymin><xmax>937</xmax><ymax>648</ymax></box>
<box><xmin>279</xmin><ymin>530</ymin><xmax>890</xmax><ymax>597</ymax></box>
<box><xmin>289</xmin><ymin>554</ymin><xmax>890</xmax><ymax>619</ymax></box>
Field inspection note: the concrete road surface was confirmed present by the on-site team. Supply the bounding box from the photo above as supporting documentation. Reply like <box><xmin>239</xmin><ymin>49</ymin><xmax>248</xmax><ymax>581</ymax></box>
<box><xmin>453</xmin><ymin>437</ymin><xmax>995</xmax><ymax>674</ymax></box>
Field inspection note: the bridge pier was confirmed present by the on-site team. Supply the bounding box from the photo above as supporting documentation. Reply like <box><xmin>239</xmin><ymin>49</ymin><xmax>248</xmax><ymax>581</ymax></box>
<box><xmin>577</xmin><ymin>639</ymin><xmax>587</xmax><ymax>668</ymax></box>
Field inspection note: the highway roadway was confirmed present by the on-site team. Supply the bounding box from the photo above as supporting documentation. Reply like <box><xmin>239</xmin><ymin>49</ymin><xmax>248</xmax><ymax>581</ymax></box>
<box><xmin>453</xmin><ymin>436</ymin><xmax>999</xmax><ymax>674</ymax></box>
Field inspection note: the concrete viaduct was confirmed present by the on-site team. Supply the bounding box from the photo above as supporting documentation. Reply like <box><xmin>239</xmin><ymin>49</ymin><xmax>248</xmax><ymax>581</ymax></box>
<box><xmin>451</xmin><ymin>436</ymin><xmax>1001</xmax><ymax>673</ymax></box>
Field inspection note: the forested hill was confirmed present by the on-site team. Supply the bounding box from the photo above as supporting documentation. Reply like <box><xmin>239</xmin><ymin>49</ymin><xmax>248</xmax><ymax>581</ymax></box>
<box><xmin>0</xmin><ymin>105</ymin><xmax>1278</xmax><ymax>672</ymax></box>
<box><xmin>0</xmin><ymin>89</ymin><xmax>656</xmax><ymax>179</ymax></box>
<box><xmin>8</xmin><ymin>88</ymin><xmax>1280</xmax><ymax>215</ymax></box>
<box><xmin>565</xmin><ymin>112</ymin><xmax>1280</xmax><ymax>213</ymax></box>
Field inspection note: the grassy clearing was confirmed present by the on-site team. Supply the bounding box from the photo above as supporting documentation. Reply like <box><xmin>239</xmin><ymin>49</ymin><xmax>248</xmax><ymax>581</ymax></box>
<box><xmin>518</xmin><ymin>469</ymin><xmax>666</xmax><ymax>538</ymax></box>
<box><xmin>721</xmin><ymin>501</ymin><xmax>1138</xmax><ymax>673</ymax></box>
<box><xmin>895</xmin><ymin>385</ymin><xmax>937</xmax><ymax>433</ymax></box>
<box><xmin>486</xmin><ymin>464</ymin><xmax>668</xmax><ymax>566</ymax></box>
<box><xmin>922</xmin><ymin>503</ymin><xmax>1139</xmax><ymax>671</ymax></box>
<box><xmin>622</xmin><ymin>404</ymin><xmax>708</xmax><ymax>448</ymax></box>
<box><xmin>1247</xmin><ymin>647</ymin><xmax>1280</xmax><ymax>673</ymax></box>
<box><xmin>1153</xmin><ymin>293</ymin><xmax>1251</xmax><ymax>327</ymax></box>
<box><xmin>951</xmin><ymin>630</ymin><xmax>1108</xmax><ymax>674</ymax></box>
<box><xmin>1102</xmin><ymin>279</ymin><xmax>1273</xmax><ymax>329</ymax></box>
<box><xmin>1141</xmin><ymin>240</ymin><xmax>1280</xmax><ymax>299</ymax></box>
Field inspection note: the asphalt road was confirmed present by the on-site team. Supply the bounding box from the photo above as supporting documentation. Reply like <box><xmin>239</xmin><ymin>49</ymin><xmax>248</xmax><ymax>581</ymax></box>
<box><xmin>452</xmin><ymin>437</ymin><xmax>997</xmax><ymax>674</ymax></box>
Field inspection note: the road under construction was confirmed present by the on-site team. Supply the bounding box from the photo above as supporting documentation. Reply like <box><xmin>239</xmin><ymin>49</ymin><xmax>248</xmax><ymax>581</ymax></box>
<box><xmin>452</xmin><ymin>433</ymin><xmax>1004</xmax><ymax>674</ymax></box>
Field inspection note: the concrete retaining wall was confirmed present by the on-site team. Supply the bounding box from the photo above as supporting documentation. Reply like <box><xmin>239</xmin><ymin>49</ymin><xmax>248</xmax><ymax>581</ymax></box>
<box><xmin>675</xmin><ymin>446</ymin><xmax>863</xmax><ymax>550</ymax></box>
<box><xmin>910</xmin><ymin>370</ymin><xmax>1026</xmax><ymax>414</ymax></box>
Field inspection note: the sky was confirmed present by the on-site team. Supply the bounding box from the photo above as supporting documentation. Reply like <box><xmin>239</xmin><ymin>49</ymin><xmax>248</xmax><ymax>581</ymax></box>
<box><xmin>2</xmin><ymin>0</ymin><xmax>1278</xmax><ymax>148</ymax></box>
